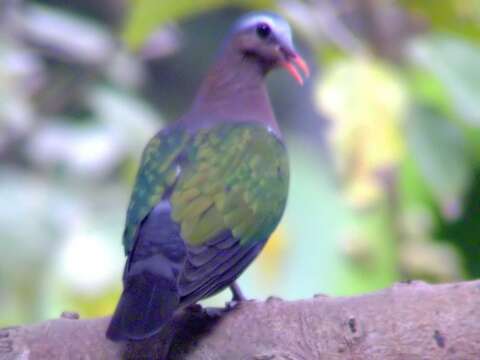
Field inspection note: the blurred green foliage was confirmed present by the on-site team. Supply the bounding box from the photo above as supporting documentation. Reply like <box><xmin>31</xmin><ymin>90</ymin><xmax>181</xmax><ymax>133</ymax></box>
<box><xmin>0</xmin><ymin>0</ymin><xmax>479</xmax><ymax>326</ymax></box>
<box><xmin>123</xmin><ymin>0</ymin><xmax>274</xmax><ymax>49</ymax></box>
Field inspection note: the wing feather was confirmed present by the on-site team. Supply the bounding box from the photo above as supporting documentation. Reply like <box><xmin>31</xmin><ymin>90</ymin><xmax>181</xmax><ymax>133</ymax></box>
<box><xmin>122</xmin><ymin>123</ymin><xmax>288</xmax><ymax>306</ymax></box>
<box><xmin>171</xmin><ymin>124</ymin><xmax>289</xmax><ymax>304</ymax></box>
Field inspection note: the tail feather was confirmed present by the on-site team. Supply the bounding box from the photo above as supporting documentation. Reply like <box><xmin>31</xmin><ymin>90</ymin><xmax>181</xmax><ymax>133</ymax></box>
<box><xmin>106</xmin><ymin>272</ymin><xmax>179</xmax><ymax>341</ymax></box>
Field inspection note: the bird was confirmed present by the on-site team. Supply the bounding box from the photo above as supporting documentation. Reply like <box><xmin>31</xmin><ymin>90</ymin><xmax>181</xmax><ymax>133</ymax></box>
<box><xmin>106</xmin><ymin>11</ymin><xmax>309</xmax><ymax>341</ymax></box>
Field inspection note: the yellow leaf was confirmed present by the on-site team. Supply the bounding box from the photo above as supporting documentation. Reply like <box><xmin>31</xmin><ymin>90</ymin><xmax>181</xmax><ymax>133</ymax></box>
<box><xmin>316</xmin><ymin>56</ymin><xmax>408</xmax><ymax>207</ymax></box>
<box><xmin>256</xmin><ymin>225</ymin><xmax>288</xmax><ymax>282</ymax></box>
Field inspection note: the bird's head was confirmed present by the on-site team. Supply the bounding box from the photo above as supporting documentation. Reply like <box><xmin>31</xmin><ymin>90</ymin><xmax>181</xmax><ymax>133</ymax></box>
<box><xmin>228</xmin><ymin>12</ymin><xmax>310</xmax><ymax>85</ymax></box>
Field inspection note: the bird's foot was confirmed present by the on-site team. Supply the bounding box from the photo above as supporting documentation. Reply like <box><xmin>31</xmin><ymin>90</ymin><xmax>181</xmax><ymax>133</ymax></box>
<box><xmin>225</xmin><ymin>299</ymin><xmax>241</xmax><ymax>311</ymax></box>
<box><xmin>186</xmin><ymin>303</ymin><xmax>225</xmax><ymax>319</ymax></box>
<box><xmin>204</xmin><ymin>307</ymin><xmax>226</xmax><ymax>319</ymax></box>
<box><xmin>186</xmin><ymin>303</ymin><xmax>203</xmax><ymax>313</ymax></box>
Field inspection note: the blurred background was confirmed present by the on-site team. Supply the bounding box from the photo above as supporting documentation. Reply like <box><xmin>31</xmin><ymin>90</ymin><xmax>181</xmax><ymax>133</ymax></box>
<box><xmin>1</xmin><ymin>0</ymin><xmax>479</xmax><ymax>327</ymax></box>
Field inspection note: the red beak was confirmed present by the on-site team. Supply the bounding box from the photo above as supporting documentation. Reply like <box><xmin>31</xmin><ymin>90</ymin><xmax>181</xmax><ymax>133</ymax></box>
<box><xmin>281</xmin><ymin>54</ymin><xmax>310</xmax><ymax>85</ymax></box>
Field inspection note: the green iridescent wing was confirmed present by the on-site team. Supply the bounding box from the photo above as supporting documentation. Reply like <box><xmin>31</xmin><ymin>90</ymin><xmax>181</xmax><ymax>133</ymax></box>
<box><xmin>172</xmin><ymin>124</ymin><xmax>288</xmax><ymax>245</ymax></box>
<box><xmin>123</xmin><ymin>123</ymin><xmax>289</xmax><ymax>302</ymax></box>
<box><xmin>123</xmin><ymin>128</ymin><xmax>189</xmax><ymax>254</ymax></box>
<box><xmin>171</xmin><ymin>124</ymin><xmax>289</xmax><ymax>301</ymax></box>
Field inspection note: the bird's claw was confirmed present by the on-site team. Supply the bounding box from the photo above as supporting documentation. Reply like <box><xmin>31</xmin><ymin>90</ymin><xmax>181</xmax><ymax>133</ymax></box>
<box><xmin>204</xmin><ymin>307</ymin><xmax>225</xmax><ymax>319</ymax></box>
<box><xmin>225</xmin><ymin>299</ymin><xmax>241</xmax><ymax>310</ymax></box>
<box><xmin>186</xmin><ymin>303</ymin><xmax>203</xmax><ymax>313</ymax></box>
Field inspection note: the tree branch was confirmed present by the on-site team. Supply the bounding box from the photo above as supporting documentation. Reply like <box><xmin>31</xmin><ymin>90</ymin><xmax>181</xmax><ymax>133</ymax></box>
<box><xmin>2</xmin><ymin>280</ymin><xmax>479</xmax><ymax>359</ymax></box>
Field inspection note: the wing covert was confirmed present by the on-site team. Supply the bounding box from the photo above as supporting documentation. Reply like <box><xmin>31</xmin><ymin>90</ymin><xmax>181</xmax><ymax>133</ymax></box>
<box><xmin>123</xmin><ymin>128</ymin><xmax>189</xmax><ymax>254</ymax></box>
<box><xmin>170</xmin><ymin>124</ymin><xmax>289</xmax><ymax>303</ymax></box>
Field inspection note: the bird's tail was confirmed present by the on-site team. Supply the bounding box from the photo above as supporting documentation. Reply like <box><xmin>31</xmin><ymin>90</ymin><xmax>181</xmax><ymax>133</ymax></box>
<box><xmin>106</xmin><ymin>272</ymin><xmax>179</xmax><ymax>341</ymax></box>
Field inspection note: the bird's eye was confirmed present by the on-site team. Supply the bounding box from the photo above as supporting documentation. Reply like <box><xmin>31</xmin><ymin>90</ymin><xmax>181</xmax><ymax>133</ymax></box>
<box><xmin>256</xmin><ymin>23</ymin><xmax>271</xmax><ymax>39</ymax></box>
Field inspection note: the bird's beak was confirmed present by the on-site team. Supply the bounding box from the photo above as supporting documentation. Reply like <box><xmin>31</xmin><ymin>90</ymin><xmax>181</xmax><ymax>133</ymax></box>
<box><xmin>280</xmin><ymin>51</ymin><xmax>310</xmax><ymax>86</ymax></box>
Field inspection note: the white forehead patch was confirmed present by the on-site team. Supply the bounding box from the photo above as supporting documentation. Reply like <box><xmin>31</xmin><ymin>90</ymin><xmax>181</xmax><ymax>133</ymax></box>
<box><xmin>233</xmin><ymin>12</ymin><xmax>293</xmax><ymax>47</ymax></box>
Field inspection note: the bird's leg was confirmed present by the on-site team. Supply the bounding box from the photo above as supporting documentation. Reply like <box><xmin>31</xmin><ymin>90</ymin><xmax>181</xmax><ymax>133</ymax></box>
<box><xmin>225</xmin><ymin>282</ymin><xmax>246</xmax><ymax>310</ymax></box>
<box><xmin>230</xmin><ymin>281</ymin><xmax>247</xmax><ymax>302</ymax></box>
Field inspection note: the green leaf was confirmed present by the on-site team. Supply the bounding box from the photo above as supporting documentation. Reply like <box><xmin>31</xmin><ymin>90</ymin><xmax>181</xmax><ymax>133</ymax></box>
<box><xmin>401</xmin><ymin>0</ymin><xmax>480</xmax><ymax>43</ymax></box>
<box><xmin>406</xmin><ymin>105</ymin><xmax>471</xmax><ymax>219</ymax></box>
<box><xmin>408</xmin><ymin>36</ymin><xmax>480</xmax><ymax>126</ymax></box>
<box><xmin>437</xmin><ymin>169</ymin><xmax>480</xmax><ymax>279</ymax></box>
<box><xmin>406</xmin><ymin>69</ymin><xmax>451</xmax><ymax>116</ymax></box>
<box><xmin>123</xmin><ymin>0</ymin><xmax>274</xmax><ymax>50</ymax></box>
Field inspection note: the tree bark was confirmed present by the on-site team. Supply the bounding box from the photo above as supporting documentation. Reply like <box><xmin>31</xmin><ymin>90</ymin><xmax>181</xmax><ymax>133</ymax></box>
<box><xmin>1</xmin><ymin>280</ymin><xmax>479</xmax><ymax>359</ymax></box>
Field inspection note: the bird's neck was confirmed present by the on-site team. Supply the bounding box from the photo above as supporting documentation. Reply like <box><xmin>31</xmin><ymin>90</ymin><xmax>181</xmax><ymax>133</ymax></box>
<box><xmin>186</xmin><ymin>46</ymin><xmax>280</xmax><ymax>135</ymax></box>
